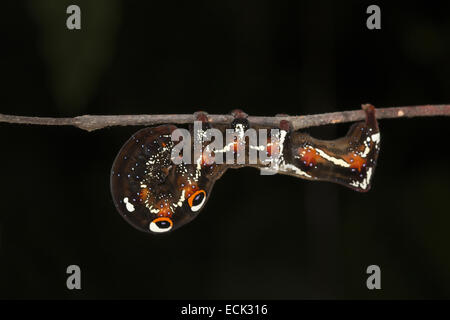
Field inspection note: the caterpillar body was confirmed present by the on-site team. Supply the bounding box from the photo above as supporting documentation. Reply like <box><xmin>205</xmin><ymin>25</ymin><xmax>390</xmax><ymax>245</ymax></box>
<box><xmin>111</xmin><ymin>105</ymin><xmax>380</xmax><ymax>234</ymax></box>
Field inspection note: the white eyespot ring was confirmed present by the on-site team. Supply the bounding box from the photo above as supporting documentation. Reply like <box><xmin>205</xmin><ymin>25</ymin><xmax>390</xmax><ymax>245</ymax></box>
<box><xmin>188</xmin><ymin>190</ymin><xmax>206</xmax><ymax>212</ymax></box>
<box><xmin>149</xmin><ymin>217</ymin><xmax>173</xmax><ymax>233</ymax></box>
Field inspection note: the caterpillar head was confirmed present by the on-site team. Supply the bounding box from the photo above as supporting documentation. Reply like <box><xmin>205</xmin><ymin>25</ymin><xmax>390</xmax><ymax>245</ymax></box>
<box><xmin>110</xmin><ymin>125</ymin><xmax>223</xmax><ymax>234</ymax></box>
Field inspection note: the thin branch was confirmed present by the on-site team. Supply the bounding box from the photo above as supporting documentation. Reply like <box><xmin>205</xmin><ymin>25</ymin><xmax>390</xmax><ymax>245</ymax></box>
<box><xmin>0</xmin><ymin>104</ymin><xmax>449</xmax><ymax>132</ymax></box>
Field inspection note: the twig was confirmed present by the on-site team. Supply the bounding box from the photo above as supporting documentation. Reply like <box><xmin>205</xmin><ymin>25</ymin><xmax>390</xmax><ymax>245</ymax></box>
<box><xmin>0</xmin><ymin>104</ymin><xmax>449</xmax><ymax>132</ymax></box>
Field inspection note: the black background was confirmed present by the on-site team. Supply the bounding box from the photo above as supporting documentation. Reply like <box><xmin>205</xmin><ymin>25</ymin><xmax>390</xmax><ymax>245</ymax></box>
<box><xmin>1</xmin><ymin>0</ymin><xmax>450</xmax><ymax>299</ymax></box>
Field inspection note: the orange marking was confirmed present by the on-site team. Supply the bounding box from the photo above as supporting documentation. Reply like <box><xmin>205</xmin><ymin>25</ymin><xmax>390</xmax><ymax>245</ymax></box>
<box><xmin>182</xmin><ymin>183</ymin><xmax>199</xmax><ymax>199</ymax></box>
<box><xmin>297</xmin><ymin>147</ymin><xmax>321</xmax><ymax>166</ymax></box>
<box><xmin>232</xmin><ymin>138</ymin><xmax>245</xmax><ymax>153</ymax></box>
<box><xmin>343</xmin><ymin>153</ymin><xmax>367</xmax><ymax>172</ymax></box>
<box><xmin>266</xmin><ymin>140</ymin><xmax>280</xmax><ymax>157</ymax></box>
<box><xmin>233</xmin><ymin>140</ymin><xmax>238</xmax><ymax>153</ymax></box>
<box><xmin>139</xmin><ymin>188</ymin><xmax>149</xmax><ymax>201</ymax></box>
<box><xmin>155</xmin><ymin>200</ymin><xmax>173</xmax><ymax>217</ymax></box>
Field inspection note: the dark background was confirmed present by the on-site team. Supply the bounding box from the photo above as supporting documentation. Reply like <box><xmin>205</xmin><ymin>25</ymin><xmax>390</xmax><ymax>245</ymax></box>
<box><xmin>0</xmin><ymin>0</ymin><xmax>449</xmax><ymax>299</ymax></box>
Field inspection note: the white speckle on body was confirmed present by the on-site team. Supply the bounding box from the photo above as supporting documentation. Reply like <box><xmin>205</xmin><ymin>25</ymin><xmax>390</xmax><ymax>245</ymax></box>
<box><xmin>123</xmin><ymin>197</ymin><xmax>135</xmax><ymax>212</ymax></box>
<box><xmin>371</xmin><ymin>133</ymin><xmax>380</xmax><ymax>144</ymax></box>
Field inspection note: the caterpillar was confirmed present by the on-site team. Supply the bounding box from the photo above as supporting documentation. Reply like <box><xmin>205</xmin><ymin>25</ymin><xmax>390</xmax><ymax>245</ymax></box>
<box><xmin>110</xmin><ymin>105</ymin><xmax>380</xmax><ymax>234</ymax></box>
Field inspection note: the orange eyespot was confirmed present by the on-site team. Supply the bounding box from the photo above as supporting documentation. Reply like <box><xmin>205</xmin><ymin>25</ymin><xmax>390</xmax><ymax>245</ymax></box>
<box><xmin>188</xmin><ymin>190</ymin><xmax>206</xmax><ymax>212</ymax></box>
<box><xmin>149</xmin><ymin>217</ymin><xmax>173</xmax><ymax>233</ymax></box>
